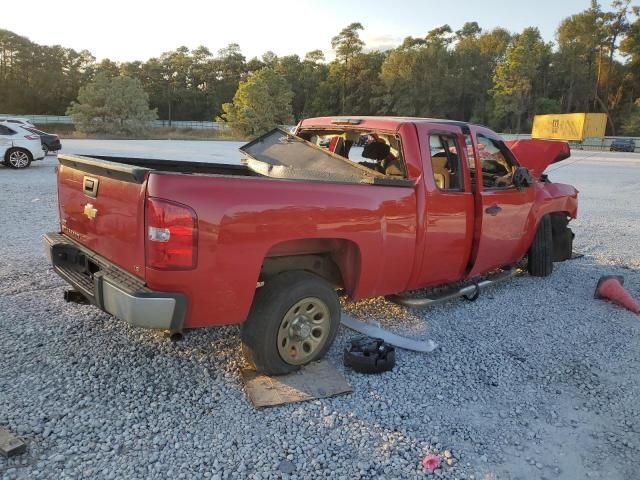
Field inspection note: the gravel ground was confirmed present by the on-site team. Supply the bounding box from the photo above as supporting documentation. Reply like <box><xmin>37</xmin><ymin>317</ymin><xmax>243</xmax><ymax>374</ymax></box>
<box><xmin>1</xmin><ymin>145</ymin><xmax>639</xmax><ymax>479</ymax></box>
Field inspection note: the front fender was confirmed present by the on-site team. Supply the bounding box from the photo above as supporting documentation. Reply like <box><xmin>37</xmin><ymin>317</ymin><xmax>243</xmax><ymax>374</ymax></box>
<box><xmin>521</xmin><ymin>181</ymin><xmax>578</xmax><ymax>252</ymax></box>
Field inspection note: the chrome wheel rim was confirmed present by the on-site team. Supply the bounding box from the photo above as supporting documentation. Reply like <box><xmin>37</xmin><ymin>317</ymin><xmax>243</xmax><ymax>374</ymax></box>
<box><xmin>277</xmin><ymin>297</ymin><xmax>331</xmax><ymax>365</ymax></box>
<box><xmin>9</xmin><ymin>151</ymin><xmax>29</xmax><ymax>168</ymax></box>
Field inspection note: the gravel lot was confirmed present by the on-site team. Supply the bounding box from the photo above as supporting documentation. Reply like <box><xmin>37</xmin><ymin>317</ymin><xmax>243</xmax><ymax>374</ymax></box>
<box><xmin>1</xmin><ymin>143</ymin><xmax>639</xmax><ymax>479</ymax></box>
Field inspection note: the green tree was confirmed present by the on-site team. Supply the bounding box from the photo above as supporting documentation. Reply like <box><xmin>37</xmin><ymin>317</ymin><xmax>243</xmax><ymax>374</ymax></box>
<box><xmin>331</xmin><ymin>22</ymin><xmax>365</xmax><ymax>113</ymax></box>
<box><xmin>620</xmin><ymin>98</ymin><xmax>640</xmax><ymax>134</ymax></box>
<box><xmin>492</xmin><ymin>27</ymin><xmax>551</xmax><ymax>132</ymax></box>
<box><xmin>0</xmin><ymin>29</ymin><xmax>94</xmax><ymax>115</ymax></box>
<box><xmin>620</xmin><ymin>11</ymin><xmax>640</xmax><ymax>76</ymax></box>
<box><xmin>220</xmin><ymin>68</ymin><xmax>294</xmax><ymax>137</ymax></box>
<box><xmin>67</xmin><ymin>73</ymin><xmax>157</xmax><ymax>135</ymax></box>
<box><xmin>299</xmin><ymin>50</ymin><xmax>330</xmax><ymax>117</ymax></box>
<box><xmin>379</xmin><ymin>26</ymin><xmax>455</xmax><ymax>118</ymax></box>
<box><xmin>552</xmin><ymin>1</ymin><xmax>637</xmax><ymax>134</ymax></box>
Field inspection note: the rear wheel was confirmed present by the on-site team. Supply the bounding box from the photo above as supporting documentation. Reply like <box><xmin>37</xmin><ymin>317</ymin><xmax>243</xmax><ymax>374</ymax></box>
<box><xmin>241</xmin><ymin>271</ymin><xmax>340</xmax><ymax>375</ymax></box>
<box><xmin>5</xmin><ymin>148</ymin><xmax>32</xmax><ymax>169</ymax></box>
<box><xmin>528</xmin><ymin>215</ymin><xmax>553</xmax><ymax>277</ymax></box>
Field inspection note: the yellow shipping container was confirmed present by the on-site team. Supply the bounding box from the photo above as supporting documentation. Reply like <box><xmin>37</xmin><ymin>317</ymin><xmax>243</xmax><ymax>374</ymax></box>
<box><xmin>531</xmin><ymin>113</ymin><xmax>607</xmax><ymax>141</ymax></box>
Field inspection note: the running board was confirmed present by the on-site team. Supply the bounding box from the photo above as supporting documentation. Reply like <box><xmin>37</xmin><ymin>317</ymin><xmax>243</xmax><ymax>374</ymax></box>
<box><xmin>386</xmin><ymin>267</ymin><xmax>520</xmax><ymax>308</ymax></box>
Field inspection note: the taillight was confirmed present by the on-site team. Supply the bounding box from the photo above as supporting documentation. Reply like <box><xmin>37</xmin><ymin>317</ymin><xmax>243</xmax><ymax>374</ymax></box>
<box><xmin>145</xmin><ymin>198</ymin><xmax>198</xmax><ymax>270</ymax></box>
<box><xmin>24</xmin><ymin>134</ymin><xmax>39</xmax><ymax>140</ymax></box>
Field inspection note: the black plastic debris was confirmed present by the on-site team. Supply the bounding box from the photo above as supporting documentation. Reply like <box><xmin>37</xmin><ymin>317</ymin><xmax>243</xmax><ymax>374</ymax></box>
<box><xmin>344</xmin><ymin>337</ymin><xmax>396</xmax><ymax>374</ymax></box>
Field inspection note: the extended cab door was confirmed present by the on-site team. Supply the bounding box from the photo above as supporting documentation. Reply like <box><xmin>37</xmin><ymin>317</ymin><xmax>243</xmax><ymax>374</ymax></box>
<box><xmin>412</xmin><ymin>124</ymin><xmax>475</xmax><ymax>287</ymax></box>
<box><xmin>466</xmin><ymin>127</ymin><xmax>535</xmax><ymax>277</ymax></box>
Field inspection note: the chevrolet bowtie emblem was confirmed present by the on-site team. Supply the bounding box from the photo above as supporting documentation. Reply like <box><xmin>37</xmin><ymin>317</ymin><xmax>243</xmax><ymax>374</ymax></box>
<box><xmin>83</xmin><ymin>203</ymin><xmax>98</xmax><ymax>220</ymax></box>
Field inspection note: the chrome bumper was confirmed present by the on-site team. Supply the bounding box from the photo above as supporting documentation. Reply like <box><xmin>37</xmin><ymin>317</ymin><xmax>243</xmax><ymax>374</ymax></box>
<box><xmin>43</xmin><ymin>232</ymin><xmax>186</xmax><ymax>330</ymax></box>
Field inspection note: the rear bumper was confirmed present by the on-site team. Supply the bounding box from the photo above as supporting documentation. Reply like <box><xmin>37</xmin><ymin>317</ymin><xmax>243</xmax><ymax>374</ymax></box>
<box><xmin>45</xmin><ymin>141</ymin><xmax>62</xmax><ymax>151</ymax></box>
<box><xmin>43</xmin><ymin>232</ymin><xmax>186</xmax><ymax>330</ymax></box>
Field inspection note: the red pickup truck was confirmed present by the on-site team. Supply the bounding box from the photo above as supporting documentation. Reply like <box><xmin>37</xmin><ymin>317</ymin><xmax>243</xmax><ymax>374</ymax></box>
<box><xmin>44</xmin><ymin>116</ymin><xmax>578</xmax><ymax>374</ymax></box>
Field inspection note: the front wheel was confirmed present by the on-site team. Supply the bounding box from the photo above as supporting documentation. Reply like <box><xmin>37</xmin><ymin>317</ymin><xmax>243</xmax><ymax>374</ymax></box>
<box><xmin>241</xmin><ymin>271</ymin><xmax>341</xmax><ymax>375</ymax></box>
<box><xmin>5</xmin><ymin>148</ymin><xmax>32</xmax><ymax>169</ymax></box>
<box><xmin>528</xmin><ymin>215</ymin><xmax>553</xmax><ymax>277</ymax></box>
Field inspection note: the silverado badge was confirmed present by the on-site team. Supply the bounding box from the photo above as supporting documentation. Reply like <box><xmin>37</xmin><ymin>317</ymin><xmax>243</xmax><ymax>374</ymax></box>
<box><xmin>83</xmin><ymin>203</ymin><xmax>98</xmax><ymax>220</ymax></box>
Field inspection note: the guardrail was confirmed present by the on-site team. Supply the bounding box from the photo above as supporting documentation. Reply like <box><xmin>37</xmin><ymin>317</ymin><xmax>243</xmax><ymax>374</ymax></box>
<box><xmin>0</xmin><ymin>114</ymin><xmax>74</xmax><ymax>125</ymax></box>
<box><xmin>0</xmin><ymin>114</ymin><xmax>228</xmax><ymax>130</ymax></box>
<box><xmin>501</xmin><ymin>133</ymin><xmax>639</xmax><ymax>152</ymax></box>
<box><xmin>150</xmin><ymin>120</ymin><xmax>228</xmax><ymax>130</ymax></box>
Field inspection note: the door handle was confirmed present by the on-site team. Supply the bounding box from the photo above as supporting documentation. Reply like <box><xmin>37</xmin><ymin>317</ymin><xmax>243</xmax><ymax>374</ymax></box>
<box><xmin>485</xmin><ymin>204</ymin><xmax>502</xmax><ymax>216</ymax></box>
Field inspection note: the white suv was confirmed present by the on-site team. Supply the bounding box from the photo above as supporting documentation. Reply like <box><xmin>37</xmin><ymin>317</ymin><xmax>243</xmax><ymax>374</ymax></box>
<box><xmin>0</xmin><ymin>122</ymin><xmax>46</xmax><ymax>169</ymax></box>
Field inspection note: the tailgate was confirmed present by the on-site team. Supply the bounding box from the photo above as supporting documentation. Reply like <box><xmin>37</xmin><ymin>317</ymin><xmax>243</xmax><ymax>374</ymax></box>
<box><xmin>56</xmin><ymin>154</ymin><xmax>150</xmax><ymax>279</ymax></box>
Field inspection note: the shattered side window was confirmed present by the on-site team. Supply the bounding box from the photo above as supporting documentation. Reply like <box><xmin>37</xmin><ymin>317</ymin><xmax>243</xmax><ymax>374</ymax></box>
<box><xmin>464</xmin><ymin>134</ymin><xmax>475</xmax><ymax>168</ymax></box>
<box><xmin>476</xmin><ymin>134</ymin><xmax>517</xmax><ymax>189</ymax></box>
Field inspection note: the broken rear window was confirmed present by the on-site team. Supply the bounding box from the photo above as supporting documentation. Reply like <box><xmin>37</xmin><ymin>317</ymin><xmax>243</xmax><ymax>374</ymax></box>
<box><xmin>240</xmin><ymin>129</ymin><xmax>411</xmax><ymax>186</ymax></box>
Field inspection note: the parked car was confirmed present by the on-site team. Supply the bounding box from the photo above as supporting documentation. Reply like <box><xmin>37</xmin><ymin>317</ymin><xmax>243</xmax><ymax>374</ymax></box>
<box><xmin>610</xmin><ymin>138</ymin><xmax>636</xmax><ymax>152</ymax></box>
<box><xmin>0</xmin><ymin>123</ymin><xmax>46</xmax><ymax>169</ymax></box>
<box><xmin>44</xmin><ymin>116</ymin><xmax>578</xmax><ymax>375</ymax></box>
<box><xmin>0</xmin><ymin>117</ymin><xmax>35</xmax><ymax>128</ymax></box>
<box><xmin>24</xmin><ymin>126</ymin><xmax>62</xmax><ymax>153</ymax></box>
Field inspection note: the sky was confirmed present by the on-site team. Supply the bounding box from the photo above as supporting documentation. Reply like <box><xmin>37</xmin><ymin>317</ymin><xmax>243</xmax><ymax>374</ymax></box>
<box><xmin>3</xmin><ymin>0</ymin><xmax>594</xmax><ymax>62</ymax></box>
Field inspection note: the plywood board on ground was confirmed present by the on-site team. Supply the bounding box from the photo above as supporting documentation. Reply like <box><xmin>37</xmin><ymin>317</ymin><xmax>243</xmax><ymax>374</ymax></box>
<box><xmin>241</xmin><ymin>360</ymin><xmax>352</xmax><ymax>408</ymax></box>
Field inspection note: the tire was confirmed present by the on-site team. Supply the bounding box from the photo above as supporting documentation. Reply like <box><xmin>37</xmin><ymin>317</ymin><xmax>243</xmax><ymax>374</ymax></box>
<box><xmin>550</xmin><ymin>213</ymin><xmax>574</xmax><ymax>262</ymax></box>
<box><xmin>5</xmin><ymin>148</ymin><xmax>32</xmax><ymax>169</ymax></box>
<box><xmin>528</xmin><ymin>215</ymin><xmax>553</xmax><ymax>277</ymax></box>
<box><xmin>241</xmin><ymin>271</ymin><xmax>341</xmax><ymax>375</ymax></box>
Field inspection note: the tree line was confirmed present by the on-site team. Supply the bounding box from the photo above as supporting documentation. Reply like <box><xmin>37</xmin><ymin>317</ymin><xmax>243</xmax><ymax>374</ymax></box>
<box><xmin>1</xmin><ymin>0</ymin><xmax>640</xmax><ymax>135</ymax></box>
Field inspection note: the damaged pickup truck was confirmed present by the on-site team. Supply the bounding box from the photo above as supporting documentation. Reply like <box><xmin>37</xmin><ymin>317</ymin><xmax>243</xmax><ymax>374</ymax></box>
<box><xmin>44</xmin><ymin>116</ymin><xmax>578</xmax><ymax>374</ymax></box>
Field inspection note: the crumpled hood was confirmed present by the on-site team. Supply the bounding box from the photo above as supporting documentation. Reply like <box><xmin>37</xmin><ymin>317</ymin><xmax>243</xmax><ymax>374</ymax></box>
<box><xmin>505</xmin><ymin>139</ymin><xmax>571</xmax><ymax>178</ymax></box>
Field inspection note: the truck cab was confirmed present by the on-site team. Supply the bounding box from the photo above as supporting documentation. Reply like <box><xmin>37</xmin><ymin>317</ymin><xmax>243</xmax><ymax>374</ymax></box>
<box><xmin>296</xmin><ymin>117</ymin><xmax>576</xmax><ymax>289</ymax></box>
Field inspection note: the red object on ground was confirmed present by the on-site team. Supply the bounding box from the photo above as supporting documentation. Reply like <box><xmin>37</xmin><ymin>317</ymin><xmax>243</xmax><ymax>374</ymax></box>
<box><xmin>594</xmin><ymin>276</ymin><xmax>640</xmax><ymax>314</ymax></box>
<box><xmin>422</xmin><ymin>454</ymin><xmax>441</xmax><ymax>472</ymax></box>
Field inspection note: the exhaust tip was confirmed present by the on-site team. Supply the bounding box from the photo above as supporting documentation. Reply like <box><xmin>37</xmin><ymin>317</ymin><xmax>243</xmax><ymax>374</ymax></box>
<box><xmin>163</xmin><ymin>329</ymin><xmax>184</xmax><ymax>342</ymax></box>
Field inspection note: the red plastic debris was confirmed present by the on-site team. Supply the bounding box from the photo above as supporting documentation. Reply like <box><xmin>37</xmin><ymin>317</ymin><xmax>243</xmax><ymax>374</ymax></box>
<box><xmin>422</xmin><ymin>453</ymin><xmax>441</xmax><ymax>472</ymax></box>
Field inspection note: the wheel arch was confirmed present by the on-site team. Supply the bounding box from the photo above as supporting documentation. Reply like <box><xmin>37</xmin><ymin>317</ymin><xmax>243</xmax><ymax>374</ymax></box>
<box><xmin>260</xmin><ymin>238</ymin><xmax>362</xmax><ymax>296</ymax></box>
<box><xmin>523</xmin><ymin>210</ymin><xmax>574</xmax><ymax>263</ymax></box>
<box><xmin>5</xmin><ymin>146</ymin><xmax>31</xmax><ymax>158</ymax></box>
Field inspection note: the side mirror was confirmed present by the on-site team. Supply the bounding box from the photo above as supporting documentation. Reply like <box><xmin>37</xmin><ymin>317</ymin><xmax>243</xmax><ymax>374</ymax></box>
<box><xmin>513</xmin><ymin>166</ymin><xmax>534</xmax><ymax>189</ymax></box>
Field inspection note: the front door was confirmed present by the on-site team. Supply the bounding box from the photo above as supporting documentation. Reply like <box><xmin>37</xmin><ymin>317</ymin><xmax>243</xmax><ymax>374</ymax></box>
<box><xmin>412</xmin><ymin>124</ymin><xmax>475</xmax><ymax>288</ymax></box>
<box><xmin>467</xmin><ymin>128</ymin><xmax>535</xmax><ymax>277</ymax></box>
